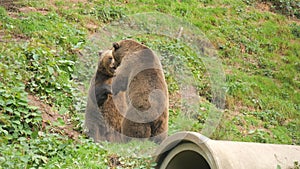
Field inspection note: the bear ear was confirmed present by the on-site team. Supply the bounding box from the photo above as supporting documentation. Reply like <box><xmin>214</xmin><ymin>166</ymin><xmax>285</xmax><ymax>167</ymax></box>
<box><xmin>98</xmin><ymin>51</ymin><xmax>103</xmax><ymax>57</ymax></box>
<box><xmin>112</xmin><ymin>42</ymin><xmax>120</xmax><ymax>50</ymax></box>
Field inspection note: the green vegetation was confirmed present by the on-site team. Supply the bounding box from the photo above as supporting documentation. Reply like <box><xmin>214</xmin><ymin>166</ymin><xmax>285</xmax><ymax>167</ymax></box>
<box><xmin>244</xmin><ymin>0</ymin><xmax>300</xmax><ymax>18</ymax></box>
<box><xmin>0</xmin><ymin>0</ymin><xmax>299</xmax><ymax>168</ymax></box>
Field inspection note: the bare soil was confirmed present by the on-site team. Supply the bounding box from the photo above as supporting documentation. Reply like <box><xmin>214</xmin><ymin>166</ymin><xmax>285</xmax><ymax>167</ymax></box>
<box><xmin>28</xmin><ymin>94</ymin><xmax>80</xmax><ymax>139</ymax></box>
<box><xmin>255</xmin><ymin>2</ymin><xmax>272</xmax><ymax>12</ymax></box>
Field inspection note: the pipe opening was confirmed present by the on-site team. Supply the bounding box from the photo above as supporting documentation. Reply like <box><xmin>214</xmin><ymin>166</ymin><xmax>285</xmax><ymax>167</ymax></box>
<box><xmin>157</xmin><ymin>142</ymin><xmax>212</xmax><ymax>169</ymax></box>
<box><xmin>165</xmin><ymin>150</ymin><xmax>210</xmax><ymax>169</ymax></box>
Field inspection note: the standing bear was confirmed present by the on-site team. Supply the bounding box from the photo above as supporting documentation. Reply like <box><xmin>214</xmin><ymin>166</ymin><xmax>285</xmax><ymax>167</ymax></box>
<box><xmin>84</xmin><ymin>50</ymin><xmax>125</xmax><ymax>142</ymax></box>
<box><xmin>111</xmin><ymin>39</ymin><xmax>169</xmax><ymax>143</ymax></box>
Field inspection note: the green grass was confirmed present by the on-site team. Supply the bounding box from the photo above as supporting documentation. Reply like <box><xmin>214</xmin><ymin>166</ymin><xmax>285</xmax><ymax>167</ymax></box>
<box><xmin>0</xmin><ymin>0</ymin><xmax>299</xmax><ymax>168</ymax></box>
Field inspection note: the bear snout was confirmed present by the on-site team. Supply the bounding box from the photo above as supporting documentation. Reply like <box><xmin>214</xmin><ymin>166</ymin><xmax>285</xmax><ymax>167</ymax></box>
<box><xmin>109</xmin><ymin>60</ymin><xmax>117</xmax><ymax>69</ymax></box>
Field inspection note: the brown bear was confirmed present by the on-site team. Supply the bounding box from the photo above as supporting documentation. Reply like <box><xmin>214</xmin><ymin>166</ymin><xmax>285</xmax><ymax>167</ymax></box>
<box><xmin>111</xmin><ymin>39</ymin><xmax>169</xmax><ymax>143</ymax></box>
<box><xmin>84</xmin><ymin>50</ymin><xmax>125</xmax><ymax>142</ymax></box>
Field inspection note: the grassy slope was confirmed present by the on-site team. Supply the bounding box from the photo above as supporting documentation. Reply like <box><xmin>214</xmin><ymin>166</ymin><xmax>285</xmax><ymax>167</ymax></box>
<box><xmin>0</xmin><ymin>0</ymin><xmax>299</xmax><ymax>168</ymax></box>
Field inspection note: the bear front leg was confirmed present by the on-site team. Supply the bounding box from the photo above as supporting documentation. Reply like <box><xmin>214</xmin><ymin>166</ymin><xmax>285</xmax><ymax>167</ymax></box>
<box><xmin>149</xmin><ymin>117</ymin><xmax>168</xmax><ymax>144</ymax></box>
<box><xmin>112</xmin><ymin>75</ymin><xmax>128</xmax><ymax>96</ymax></box>
<box><xmin>84</xmin><ymin>110</ymin><xmax>107</xmax><ymax>142</ymax></box>
<box><xmin>87</xmin><ymin>123</ymin><xmax>107</xmax><ymax>142</ymax></box>
<box><xmin>95</xmin><ymin>84</ymin><xmax>112</xmax><ymax>107</ymax></box>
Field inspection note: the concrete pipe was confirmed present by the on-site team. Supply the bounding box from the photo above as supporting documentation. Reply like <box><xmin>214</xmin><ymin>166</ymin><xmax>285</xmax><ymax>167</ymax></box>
<box><xmin>154</xmin><ymin>132</ymin><xmax>300</xmax><ymax>169</ymax></box>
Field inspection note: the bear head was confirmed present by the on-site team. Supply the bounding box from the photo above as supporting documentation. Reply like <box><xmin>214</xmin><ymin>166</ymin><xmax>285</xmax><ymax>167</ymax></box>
<box><xmin>97</xmin><ymin>50</ymin><xmax>117</xmax><ymax>77</ymax></box>
<box><xmin>112</xmin><ymin>39</ymin><xmax>148</xmax><ymax>67</ymax></box>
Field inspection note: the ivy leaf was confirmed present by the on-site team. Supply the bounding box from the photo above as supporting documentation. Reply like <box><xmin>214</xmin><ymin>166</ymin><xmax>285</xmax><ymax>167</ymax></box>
<box><xmin>58</xmin><ymin>106</ymin><xmax>68</xmax><ymax>115</ymax></box>
<box><xmin>32</xmin><ymin>54</ymin><xmax>39</xmax><ymax>60</ymax></box>
<box><xmin>5</xmin><ymin>99</ymin><xmax>14</xmax><ymax>106</ymax></box>
<box><xmin>4</xmin><ymin>107</ymin><xmax>13</xmax><ymax>113</ymax></box>
<box><xmin>57</xmin><ymin>117</ymin><xmax>65</xmax><ymax>126</ymax></box>
<box><xmin>25</xmin><ymin>118</ymin><xmax>32</xmax><ymax>123</ymax></box>
<box><xmin>47</xmin><ymin>66</ymin><xmax>55</xmax><ymax>75</ymax></box>
<box><xmin>0</xmin><ymin>98</ymin><xmax>4</xmax><ymax>106</ymax></box>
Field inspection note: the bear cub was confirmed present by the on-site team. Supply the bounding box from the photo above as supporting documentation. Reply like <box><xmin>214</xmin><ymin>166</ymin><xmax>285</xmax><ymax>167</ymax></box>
<box><xmin>84</xmin><ymin>50</ymin><xmax>124</xmax><ymax>142</ymax></box>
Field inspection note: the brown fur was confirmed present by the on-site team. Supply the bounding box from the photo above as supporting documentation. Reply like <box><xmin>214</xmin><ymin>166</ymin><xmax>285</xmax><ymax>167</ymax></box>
<box><xmin>112</xmin><ymin>39</ymin><xmax>169</xmax><ymax>143</ymax></box>
<box><xmin>84</xmin><ymin>50</ymin><xmax>125</xmax><ymax>142</ymax></box>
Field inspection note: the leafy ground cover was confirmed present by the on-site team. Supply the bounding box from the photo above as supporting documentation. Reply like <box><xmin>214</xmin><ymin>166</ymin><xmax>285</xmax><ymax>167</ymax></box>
<box><xmin>0</xmin><ymin>0</ymin><xmax>299</xmax><ymax>168</ymax></box>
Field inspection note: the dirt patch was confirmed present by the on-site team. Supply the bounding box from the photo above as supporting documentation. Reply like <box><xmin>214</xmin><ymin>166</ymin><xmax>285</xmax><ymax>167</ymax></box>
<box><xmin>1</xmin><ymin>1</ymin><xmax>49</xmax><ymax>17</ymax></box>
<box><xmin>169</xmin><ymin>91</ymin><xmax>182</xmax><ymax>110</ymax></box>
<box><xmin>85</xmin><ymin>20</ymin><xmax>99</xmax><ymax>32</ymax></box>
<box><xmin>226</xmin><ymin>97</ymin><xmax>256</xmax><ymax>113</ymax></box>
<box><xmin>255</xmin><ymin>2</ymin><xmax>272</xmax><ymax>12</ymax></box>
<box><xmin>0</xmin><ymin>30</ymin><xmax>5</xmax><ymax>42</ymax></box>
<box><xmin>46</xmin><ymin>0</ymin><xmax>88</xmax><ymax>10</ymax></box>
<box><xmin>0</xmin><ymin>0</ymin><xmax>20</xmax><ymax>12</ymax></box>
<box><xmin>18</xmin><ymin>6</ymin><xmax>37</xmax><ymax>13</ymax></box>
<box><xmin>18</xmin><ymin>7</ymin><xmax>49</xmax><ymax>15</ymax></box>
<box><xmin>2</xmin><ymin>0</ymin><xmax>88</xmax><ymax>17</ymax></box>
<box><xmin>108</xmin><ymin>154</ymin><xmax>122</xmax><ymax>168</ymax></box>
<box><xmin>27</xmin><ymin>94</ymin><xmax>80</xmax><ymax>139</ymax></box>
<box><xmin>67</xmin><ymin>0</ymin><xmax>87</xmax><ymax>2</ymax></box>
<box><xmin>0</xmin><ymin>30</ymin><xmax>30</xmax><ymax>42</ymax></box>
